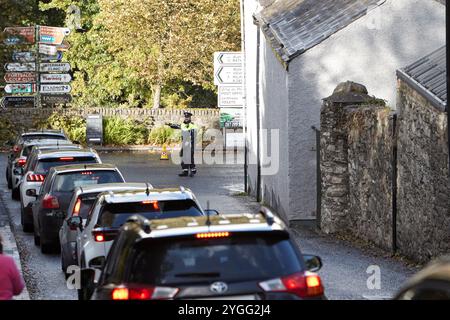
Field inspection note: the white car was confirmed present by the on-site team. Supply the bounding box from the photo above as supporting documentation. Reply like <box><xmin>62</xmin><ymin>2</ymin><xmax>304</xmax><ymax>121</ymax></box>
<box><xmin>74</xmin><ymin>186</ymin><xmax>205</xmax><ymax>270</ymax></box>
<box><xmin>19</xmin><ymin>148</ymin><xmax>101</xmax><ymax>232</ymax></box>
<box><xmin>10</xmin><ymin>139</ymin><xmax>77</xmax><ymax>200</ymax></box>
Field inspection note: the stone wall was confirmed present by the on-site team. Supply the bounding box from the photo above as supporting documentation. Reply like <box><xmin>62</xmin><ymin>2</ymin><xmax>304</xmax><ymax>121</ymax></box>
<box><xmin>396</xmin><ymin>79</ymin><xmax>449</xmax><ymax>263</ymax></box>
<box><xmin>0</xmin><ymin>107</ymin><xmax>220</xmax><ymax>133</ymax></box>
<box><xmin>320</xmin><ymin>82</ymin><xmax>394</xmax><ymax>250</ymax></box>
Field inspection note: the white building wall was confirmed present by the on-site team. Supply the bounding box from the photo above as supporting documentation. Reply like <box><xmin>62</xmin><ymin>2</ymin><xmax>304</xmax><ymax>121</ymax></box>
<box><xmin>286</xmin><ymin>0</ymin><xmax>445</xmax><ymax>220</ymax></box>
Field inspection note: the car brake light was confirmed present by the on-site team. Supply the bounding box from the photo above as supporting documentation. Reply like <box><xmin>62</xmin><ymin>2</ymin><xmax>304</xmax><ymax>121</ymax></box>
<box><xmin>196</xmin><ymin>232</ymin><xmax>230</xmax><ymax>239</ymax></box>
<box><xmin>112</xmin><ymin>286</ymin><xmax>178</xmax><ymax>300</ymax></box>
<box><xmin>27</xmin><ymin>174</ymin><xmax>46</xmax><ymax>182</ymax></box>
<box><xmin>59</xmin><ymin>157</ymin><xmax>74</xmax><ymax>161</ymax></box>
<box><xmin>258</xmin><ymin>272</ymin><xmax>324</xmax><ymax>298</ymax></box>
<box><xmin>92</xmin><ymin>230</ymin><xmax>117</xmax><ymax>242</ymax></box>
<box><xmin>142</xmin><ymin>200</ymin><xmax>159</xmax><ymax>209</ymax></box>
<box><xmin>73</xmin><ymin>198</ymin><xmax>82</xmax><ymax>216</ymax></box>
<box><xmin>42</xmin><ymin>194</ymin><xmax>60</xmax><ymax>209</ymax></box>
<box><xmin>17</xmin><ymin>158</ymin><xmax>26</xmax><ymax>166</ymax></box>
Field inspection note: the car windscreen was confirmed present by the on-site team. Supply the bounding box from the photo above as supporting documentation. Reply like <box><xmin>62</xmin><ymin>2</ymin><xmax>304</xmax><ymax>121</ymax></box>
<box><xmin>53</xmin><ymin>171</ymin><xmax>124</xmax><ymax>193</ymax></box>
<box><xmin>23</xmin><ymin>134</ymin><xmax>66</xmax><ymax>141</ymax></box>
<box><xmin>99</xmin><ymin>200</ymin><xmax>203</xmax><ymax>228</ymax></box>
<box><xmin>128</xmin><ymin>235</ymin><xmax>302</xmax><ymax>285</ymax></box>
<box><xmin>34</xmin><ymin>157</ymin><xmax>99</xmax><ymax>174</ymax></box>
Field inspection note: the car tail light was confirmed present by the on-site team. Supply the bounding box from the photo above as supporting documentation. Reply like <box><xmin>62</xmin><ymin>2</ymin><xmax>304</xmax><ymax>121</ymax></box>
<box><xmin>72</xmin><ymin>198</ymin><xmax>82</xmax><ymax>216</ymax></box>
<box><xmin>258</xmin><ymin>272</ymin><xmax>324</xmax><ymax>298</ymax></box>
<box><xmin>112</xmin><ymin>286</ymin><xmax>179</xmax><ymax>300</ymax></box>
<box><xmin>27</xmin><ymin>174</ymin><xmax>46</xmax><ymax>182</ymax></box>
<box><xmin>59</xmin><ymin>157</ymin><xmax>74</xmax><ymax>161</ymax></box>
<box><xmin>196</xmin><ymin>232</ymin><xmax>230</xmax><ymax>239</ymax></box>
<box><xmin>92</xmin><ymin>229</ymin><xmax>117</xmax><ymax>242</ymax></box>
<box><xmin>17</xmin><ymin>158</ymin><xmax>27</xmax><ymax>166</ymax></box>
<box><xmin>81</xmin><ymin>171</ymin><xmax>93</xmax><ymax>175</ymax></box>
<box><xmin>42</xmin><ymin>194</ymin><xmax>60</xmax><ymax>209</ymax></box>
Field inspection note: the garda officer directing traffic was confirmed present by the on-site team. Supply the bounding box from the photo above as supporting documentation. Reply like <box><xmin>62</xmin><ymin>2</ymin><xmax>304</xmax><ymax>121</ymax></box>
<box><xmin>166</xmin><ymin>111</ymin><xmax>199</xmax><ymax>177</ymax></box>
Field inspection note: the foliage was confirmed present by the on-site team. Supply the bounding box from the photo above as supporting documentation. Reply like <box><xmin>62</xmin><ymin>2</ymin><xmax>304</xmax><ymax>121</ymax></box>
<box><xmin>0</xmin><ymin>117</ymin><xmax>17</xmax><ymax>146</ymax></box>
<box><xmin>102</xmin><ymin>117</ymin><xmax>149</xmax><ymax>145</ymax></box>
<box><xmin>148</xmin><ymin>126</ymin><xmax>180</xmax><ymax>145</ymax></box>
<box><xmin>38</xmin><ymin>0</ymin><xmax>240</xmax><ymax>108</ymax></box>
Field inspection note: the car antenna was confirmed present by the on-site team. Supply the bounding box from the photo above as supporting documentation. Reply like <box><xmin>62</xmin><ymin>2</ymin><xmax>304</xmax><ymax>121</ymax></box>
<box><xmin>205</xmin><ymin>200</ymin><xmax>211</xmax><ymax>228</ymax></box>
<box><xmin>145</xmin><ymin>183</ymin><xmax>150</xmax><ymax>196</ymax></box>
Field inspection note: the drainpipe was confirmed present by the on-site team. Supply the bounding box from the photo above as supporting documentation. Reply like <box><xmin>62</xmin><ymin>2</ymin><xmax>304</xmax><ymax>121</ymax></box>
<box><xmin>256</xmin><ymin>27</ymin><xmax>262</xmax><ymax>202</ymax></box>
<box><xmin>240</xmin><ymin>0</ymin><xmax>248</xmax><ymax>193</ymax></box>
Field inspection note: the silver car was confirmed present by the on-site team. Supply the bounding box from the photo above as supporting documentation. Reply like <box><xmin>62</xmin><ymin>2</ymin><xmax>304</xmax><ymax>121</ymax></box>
<box><xmin>59</xmin><ymin>182</ymin><xmax>154</xmax><ymax>274</ymax></box>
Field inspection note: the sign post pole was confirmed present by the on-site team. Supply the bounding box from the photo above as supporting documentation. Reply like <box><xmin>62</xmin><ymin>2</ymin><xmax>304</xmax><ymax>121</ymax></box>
<box><xmin>35</xmin><ymin>25</ymin><xmax>41</xmax><ymax>108</ymax></box>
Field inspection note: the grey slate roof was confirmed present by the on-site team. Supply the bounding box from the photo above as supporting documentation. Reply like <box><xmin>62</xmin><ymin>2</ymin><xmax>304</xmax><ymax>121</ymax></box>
<box><xmin>397</xmin><ymin>46</ymin><xmax>447</xmax><ymax>110</ymax></box>
<box><xmin>254</xmin><ymin>0</ymin><xmax>384</xmax><ymax>63</ymax></box>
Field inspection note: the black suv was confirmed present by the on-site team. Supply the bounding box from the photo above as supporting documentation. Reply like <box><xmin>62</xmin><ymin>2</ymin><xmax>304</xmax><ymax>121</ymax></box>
<box><xmin>80</xmin><ymin>207</ymin><xmax>326</xmax><ymax>300</ymax></box>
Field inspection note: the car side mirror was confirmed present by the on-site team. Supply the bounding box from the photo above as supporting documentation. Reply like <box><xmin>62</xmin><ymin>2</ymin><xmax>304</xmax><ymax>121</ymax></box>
<box><xmin>26</xmin><ymin>189</ymin><xmax>37</xmax><ymax>198</ymax></box>
<box><xmin>13</xmin><ymin>167</ymin><xmax>24</xmax><ymax>176</ymax></box>
<box><xmin>204</xmin><ymin>209</ymin><xmax>220</xmax><ymax>216</ymax></box>
<box><xmin>68</xmin><ymin>216</ymin><xmax>83</xmax><ymax>231</ymax></box>
<box><xmin>303</xmin><ymin>254</ymin><xmax>322</xmax><ymax>272</ymax></box>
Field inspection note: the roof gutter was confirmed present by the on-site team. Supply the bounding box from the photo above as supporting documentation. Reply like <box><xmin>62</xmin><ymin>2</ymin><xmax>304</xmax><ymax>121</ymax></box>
<box><xmin>396</xmin><ymin>69</ymin><xmax>447</xmax><ymax>112</ymax></box>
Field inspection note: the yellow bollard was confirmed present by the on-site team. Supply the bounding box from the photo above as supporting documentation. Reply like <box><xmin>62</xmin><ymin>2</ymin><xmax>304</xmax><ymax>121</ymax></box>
<box><xmin>160</xmin><ymin>144</ymin><xmax>169</xmax><ymax>160</ymax></box>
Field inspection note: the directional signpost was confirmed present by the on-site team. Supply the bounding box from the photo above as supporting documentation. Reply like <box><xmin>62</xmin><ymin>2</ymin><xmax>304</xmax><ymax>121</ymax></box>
<box><xmin>40</xmin><ymin>84</ymin><xmax>71</xmax><ymax>94</ymax></box>
<box><xmin>2</xmin><ymin>24</ymin><xmax>73</xmax><ymax>108</ymax></box>
<box><xmin>40</xmin><ymin>73</ymin><xmax>72</xmax><ymax>83</ymax></box>
<box><xmin>12</xmin><ymin>52</ymin><xmax>35</xmax><ymax>62</ymax></box>
<box><xmin>39</xmin><ymin>62</ymin><xmax>71</xmax><ymax>72</ymax></box>
<box><xmin>1</xmin><ymin>96</ymin><xmax>35</xmax><ymax>108</ymax></box>
<box><xmin>5</xmin><ymin>84</ymin><xmax>36</xmax><ymax>94</ymax></box>
<box><xmin>4</xmin><ymin>72</ymin><xmax>37</xmax><ymax>83</ymax></box>
<box><xmin>3</xmin><ymin>27</ymin><xmax>35</xmax><ymax>45</ymax></box>
<box><xmin>214</xmin><ymin>52</ymin><xmax>245</xmax><ymax>147</ymax></box>
<box><xmin>4</xmin><ymin>62</ymin><xmax>36</xmax><ymax>72</ymax></box>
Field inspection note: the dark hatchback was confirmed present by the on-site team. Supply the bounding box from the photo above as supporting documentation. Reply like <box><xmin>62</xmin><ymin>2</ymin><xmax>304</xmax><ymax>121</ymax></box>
<box><xmin>31</xmin><ymin>164</ymin><xmax>125</xmax><ymax>253</ymax></box>
<box><xmin>82</xmin><ymin>211</ymin><xmax>326</xmax><ymax>300</ymax></box>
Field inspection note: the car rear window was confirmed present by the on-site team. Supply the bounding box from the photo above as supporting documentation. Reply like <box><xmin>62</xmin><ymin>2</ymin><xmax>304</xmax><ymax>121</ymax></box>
<box><xmin>99</xmin><ymin>200</ymin><xmax>203</xmax><ymax>228</ymax></box>
<box><xmin>23</xmin><ymin>134</ymin><xmax>66</xmax><ymax>141</ymax></box>
<box><xmin>34</xmin><ymin>157</ymin><xmax>99</xmax><ymax>174</ymax></box>
<box><xmin>128</xmin><ymin>235</ymin><xmax>302</xmax><ymax>285</ymax></box>
<box><xmin>72</xmin><ymin>192</ymin><xmax>102</xmax><ymax>219</ymax></box>
<box><xmin>53</xmin><ymin>171</ymin><xmax>124</xmax><ymax>193</ymax></box>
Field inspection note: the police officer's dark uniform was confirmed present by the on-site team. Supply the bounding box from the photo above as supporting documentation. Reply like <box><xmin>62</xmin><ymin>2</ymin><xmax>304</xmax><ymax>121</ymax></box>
<box><xmin>167</xmin><ymin>112</ymin><xmax>199</xmax><ymax>177</ymax></box>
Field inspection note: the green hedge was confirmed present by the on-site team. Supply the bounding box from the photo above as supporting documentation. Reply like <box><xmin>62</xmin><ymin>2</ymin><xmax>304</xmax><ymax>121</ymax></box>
<box><xmin>34</xmin><ymin>113</ymin><xmax>182</xmax><ymax>146</ymax></box>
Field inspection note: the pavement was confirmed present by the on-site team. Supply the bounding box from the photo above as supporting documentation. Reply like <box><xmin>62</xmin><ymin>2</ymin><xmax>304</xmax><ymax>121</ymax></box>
<box><xmin>0</xmin><ymin>150</ymin><xmax>418</xmax><ymax>300</ymax></box>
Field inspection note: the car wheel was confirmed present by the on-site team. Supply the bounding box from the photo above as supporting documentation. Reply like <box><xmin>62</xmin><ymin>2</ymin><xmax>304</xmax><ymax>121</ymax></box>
<box><xmin>7</xmin><ymin>177</ymin><xmax>12</xmax><ymax>189</ymax></box>
<box><xmin>34</xmin><ymin>233</ymin><xmax>40</xmax><ymax>246</ymax></box>
<box><xmin>11</xmin><ymin>187</ymin><xmax>20</xmax><ymax>200</ymax></box>
<box><xmin>41</xmin><ymin>241</ymin><xmax>53</xmax><ymax>254</ymax></box>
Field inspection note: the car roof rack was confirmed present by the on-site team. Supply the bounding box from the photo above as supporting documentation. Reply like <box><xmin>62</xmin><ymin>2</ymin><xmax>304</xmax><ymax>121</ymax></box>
<box><xmin>258</xmin><ymin>206</ymin><xmax>275</xmax><ymax>226</ymax></box>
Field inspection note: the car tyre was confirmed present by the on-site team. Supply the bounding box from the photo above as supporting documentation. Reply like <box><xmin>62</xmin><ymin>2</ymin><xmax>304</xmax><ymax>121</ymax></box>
<box><xmin>7</xmin><ymin>177</ymin><xmax>12</xmax><ymax>189</ymax></box>
<box><xmin>41</xmin><ymin>242</ymin><xmax>53</xmax><ymax>254</ymax></box>
<box><xmin>34</xmin><ymin>233</ymin><xmax>40</xmax><ymax>246</ymax></box>
<box><xmin>11</xmin><ymin>187</ymin><xmax>20</xmax><ymax>200</ymax></box>
<box><xmin>21</xmin><ymin>206</ymin><xmax>33</xmax><ymax>233</ymax></box>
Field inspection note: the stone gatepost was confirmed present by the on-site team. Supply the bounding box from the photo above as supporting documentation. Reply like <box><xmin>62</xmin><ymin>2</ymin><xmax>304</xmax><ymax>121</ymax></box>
<box><xmin>319</xmin><ymin>81</ymin><xmax>373</xmax><ymax>234</ymax></box>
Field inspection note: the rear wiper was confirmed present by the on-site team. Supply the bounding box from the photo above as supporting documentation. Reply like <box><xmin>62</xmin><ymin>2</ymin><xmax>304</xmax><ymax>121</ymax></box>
<box><xmin>174</xmin><ymin>272</ymin><xmax>221</xmax><ymax>278</ymax></box>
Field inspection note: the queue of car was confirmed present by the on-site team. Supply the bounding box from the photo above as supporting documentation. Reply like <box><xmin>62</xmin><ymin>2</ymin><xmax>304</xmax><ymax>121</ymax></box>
<box><xmin>5</xmin><ymin>129</ymin><xmax>327</xmax><ymax>301</ymax></box>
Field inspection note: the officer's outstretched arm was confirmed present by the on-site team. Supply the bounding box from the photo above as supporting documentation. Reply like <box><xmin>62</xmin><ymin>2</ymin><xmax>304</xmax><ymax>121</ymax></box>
<box><xmin>165</xmin><ymin>123</ymin><xmax>181</xmax><ymax>129</ymax></box>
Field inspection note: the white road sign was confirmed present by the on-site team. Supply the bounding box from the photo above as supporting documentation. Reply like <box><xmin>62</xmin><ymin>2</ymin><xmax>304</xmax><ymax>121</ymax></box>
<box><xmin>214</xmin><ymin>52</ymin><xmax>243</xmax><ymax>65</ymax></box>
<box><xmin>39</xmin><ymin>44</ymin><xmax>58</xmax><ymax>56</ymax></box>
<box><xmin>4</xmin><ymin>62</ymin><xmax>36</xmax><ymax>72</ymax></box>
<box><xmin>39</xmin><ymin>63</ymin><xmax>71</xmax><ymax>72</ymax></box>
<box><xmin>5</xmin><ymin>83</ymin><xmax>36</xmax><ymax>94</ymax></box>
<box><xmin>40</xmin><ymin>73</ymin><xmax>72</xmax><ymax>83</ymax></box>
<box><xmin>40</xmin><ymin>84</ymin><xmax>71</xmax><ymax>94</ymax></box>
<box><xmin>215</xmin><ymin>66</ymin><xmax>243</xmax><ymax>85</ymax></box>
<box><xmin>218</xmin><ymin>85</ymin><xmax>244</xmax><ymax>108</ymax></box>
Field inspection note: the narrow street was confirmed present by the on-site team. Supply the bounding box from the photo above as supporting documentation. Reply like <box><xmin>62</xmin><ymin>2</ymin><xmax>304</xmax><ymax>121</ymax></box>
<box><xmin>0</xmin><ymin>151</ymin><xmax>417</xmax><ymax>300</ymax></box>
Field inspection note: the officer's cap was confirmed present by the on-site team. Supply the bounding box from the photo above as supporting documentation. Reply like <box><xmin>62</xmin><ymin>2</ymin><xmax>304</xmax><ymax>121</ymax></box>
<box><xmin>184</xmin><ymin>111</ymin><xmax>193</xmax><ymax>117</ymax></box>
